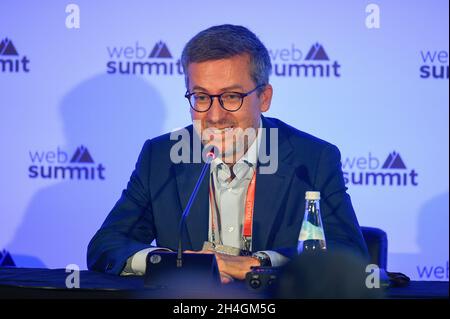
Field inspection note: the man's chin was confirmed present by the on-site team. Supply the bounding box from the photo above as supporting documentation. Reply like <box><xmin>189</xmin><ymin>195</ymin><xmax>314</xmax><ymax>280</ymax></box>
<box><xmin>220</xmin><ymin>153</ymin><xmax>239</xmax><ymax>165</ymax></box>
<box><xmin>218</xmin><ymin>150</ymin><xmax>247</xmax><ymax>165</ymax></box>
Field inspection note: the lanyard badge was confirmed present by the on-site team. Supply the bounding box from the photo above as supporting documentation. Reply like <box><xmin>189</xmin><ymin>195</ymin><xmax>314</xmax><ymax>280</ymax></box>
<box><xmin>208</xmin><ymin>172</ymin><xmax>257</xmax><ymax>255</ymax></box>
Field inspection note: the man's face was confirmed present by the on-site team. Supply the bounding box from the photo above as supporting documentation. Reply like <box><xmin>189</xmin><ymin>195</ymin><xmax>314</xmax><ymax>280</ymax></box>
<box><xmin>187</xmin><ymin>54</ymin><xmax>272</xmax><ymax>164</ymax></box>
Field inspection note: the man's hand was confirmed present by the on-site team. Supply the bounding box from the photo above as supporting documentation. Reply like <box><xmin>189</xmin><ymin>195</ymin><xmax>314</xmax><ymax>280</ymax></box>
<box><xmin>184</xmin><ymin>249</ymin><xmax>260</xmax><ymax>284</ymax></box>
<box><xmin>214</xmin><ymin>252</ymin><xmax>261</xmax><ymax>282</ymax></box>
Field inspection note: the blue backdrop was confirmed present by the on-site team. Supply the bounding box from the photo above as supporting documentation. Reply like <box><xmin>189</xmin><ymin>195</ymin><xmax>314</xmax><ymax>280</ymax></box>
<box><xmin>0</xmin><ymin>0</ymin><xmax>448</xmax><ymax>281</ymax></box>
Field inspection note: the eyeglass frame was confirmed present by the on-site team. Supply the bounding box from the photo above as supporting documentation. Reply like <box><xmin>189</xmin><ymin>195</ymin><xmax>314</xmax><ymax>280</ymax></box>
<box><xmin>184</xmin><ymin>84</ymin><xmax>266</xmax><ymax>113</ymax></box>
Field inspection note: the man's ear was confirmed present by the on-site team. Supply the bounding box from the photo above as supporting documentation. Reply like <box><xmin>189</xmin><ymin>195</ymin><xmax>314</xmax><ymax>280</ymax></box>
<box><xmin>259</xmin><ymin>84</ymin><xmax>273</xmax><ymax>113</ymax></box>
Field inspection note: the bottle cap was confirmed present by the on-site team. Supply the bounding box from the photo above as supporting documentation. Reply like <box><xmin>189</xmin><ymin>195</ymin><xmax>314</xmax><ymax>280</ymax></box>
<box><xmin>305</xmin><ymin>191</ymin><xmax>320</xmax><ymax>200</ymax></box>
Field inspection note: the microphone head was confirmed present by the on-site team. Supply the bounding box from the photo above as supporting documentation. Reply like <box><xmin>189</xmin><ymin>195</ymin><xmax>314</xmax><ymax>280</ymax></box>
<box><xmin>204</xmin><ymin>146</ymin><xmax>217</xmax><ymax>162</ymax></box>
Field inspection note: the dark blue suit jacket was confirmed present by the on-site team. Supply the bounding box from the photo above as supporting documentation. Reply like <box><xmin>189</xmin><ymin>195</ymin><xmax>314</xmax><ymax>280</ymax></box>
<box><xmin>87</xmin><ymin>116</ymin><xmax>369</xmax><ymax>275</ymax></box>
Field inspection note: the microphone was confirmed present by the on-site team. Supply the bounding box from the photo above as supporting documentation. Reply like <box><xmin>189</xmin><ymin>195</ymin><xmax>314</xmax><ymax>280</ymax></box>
<box><xmin>144</xmin><ymin>147</ymin><xmax>221</xmax><ymax>290</ymax></box>
<box><xmin>177</xmin><ymin>149</ymin><xmax>216</xmax><ymax>267</ymax></box>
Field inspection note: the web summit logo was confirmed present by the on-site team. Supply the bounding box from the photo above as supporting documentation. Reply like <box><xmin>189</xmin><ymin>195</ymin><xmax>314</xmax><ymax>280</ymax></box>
<box><xmin>28</xmin><ymin>146</ymin><xmax>106</xmax><ymax>180</ymax></box>
<box><xmin>0</xmin><ymin>38</ymin><xmax>30</xmax><ymax>73</ymax></box>
<box><xmin>342</xmin><ymin>151</ymin><xmax>418</xmax><ymax>186</ymax></box>
<box><xmin>269</xmin><ymin>43</ymin><xmax>341</xmax><ymax>78</ymax></box>
<box><xmin>106</xmin><ymin>41</ymin><xmax>183</xmax><ymax>76</ymax></box>
<box><xmin>419</xmin><ymin>50</ymin><xmax>448</xmax><ymax>79</ymax></box>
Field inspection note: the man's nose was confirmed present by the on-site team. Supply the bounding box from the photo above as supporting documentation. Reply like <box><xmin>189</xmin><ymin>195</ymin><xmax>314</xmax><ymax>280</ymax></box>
<box><xmin>206</xmin><ymin>97</ymin><xmax>227</xmax><ymax>123</ymax></box>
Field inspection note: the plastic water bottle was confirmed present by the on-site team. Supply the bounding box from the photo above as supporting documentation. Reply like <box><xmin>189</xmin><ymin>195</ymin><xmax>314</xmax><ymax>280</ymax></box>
<box><xmin>298</xmin><ymin>191</ymin><xmax>327</xmax><ymax>253</ymax></box>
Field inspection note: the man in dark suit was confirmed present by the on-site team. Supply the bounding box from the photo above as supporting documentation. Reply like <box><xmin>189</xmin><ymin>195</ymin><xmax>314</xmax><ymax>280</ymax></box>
<box><xmin>87</xmin><ymin>24</ymin><xmax>368</xmax><ymax>283</ymax></box>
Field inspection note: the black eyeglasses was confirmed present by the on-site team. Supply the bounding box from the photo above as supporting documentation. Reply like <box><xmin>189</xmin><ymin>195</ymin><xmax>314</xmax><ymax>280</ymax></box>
<box><xmin>185</xmin><ymin>84</ymin><xmax>265</xmax><ymax>112</ymax></box>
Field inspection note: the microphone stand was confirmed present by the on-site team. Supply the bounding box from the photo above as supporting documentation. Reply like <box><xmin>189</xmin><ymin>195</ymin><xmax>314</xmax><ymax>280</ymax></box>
<box><xmin>176</xmin><ymin>150</ymin><xmax>216</xmax><ymax>267</ymax></box>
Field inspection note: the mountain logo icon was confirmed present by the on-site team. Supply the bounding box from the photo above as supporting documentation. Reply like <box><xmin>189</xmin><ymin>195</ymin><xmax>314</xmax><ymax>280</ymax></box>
<box><xmin>70</xmin><ymin>146</ymin><xmax>95</xmax><ymax>163</ymax></box>
<box><xmin>305</xmin><ymin>43</ymin><xmax>329</xmax><ymax>61</ymax></box>
<box><xmin>148</xmin><ymin>41</ymin><xmax>172</xmax><ymax>58</ymax></box>
<box><xmin>0</xmin><ymin>249</ymin><xmax>16</xmax><ymax>267</ymax></box>
<box><xmin>382</xmin><ymin>151</ymin><xmax>407</xmax><ymax>169</ymax></box>
<box><xmin>0</xmin><ymin>38</ymin><xmax>19</xmax><ymax>56</ymax></box>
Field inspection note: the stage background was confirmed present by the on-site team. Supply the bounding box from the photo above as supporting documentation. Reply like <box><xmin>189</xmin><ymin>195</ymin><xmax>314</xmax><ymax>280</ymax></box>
<box><xmin>0</xmin><ymin>0</ymin><xmax>448</xmax><ymax>281</ymax></box>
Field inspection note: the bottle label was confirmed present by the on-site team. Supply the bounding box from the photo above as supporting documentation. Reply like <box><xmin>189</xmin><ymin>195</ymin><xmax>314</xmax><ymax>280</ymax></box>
<box><xmin>299</xmin><ymin>221</ymin><xmax>325</xmax><ymax>241</ymax></box>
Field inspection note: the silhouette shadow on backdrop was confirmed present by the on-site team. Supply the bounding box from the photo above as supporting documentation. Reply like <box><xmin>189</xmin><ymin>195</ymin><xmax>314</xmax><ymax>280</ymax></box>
<box><xmin>389</xmin><ymin>192</ymin><xmax>449</xmax><ymax>281</ymax></box>
<box><xmin>7</xmin><ymin>74</ymin><xmax>166</xmax><ymax>269</ymax></box>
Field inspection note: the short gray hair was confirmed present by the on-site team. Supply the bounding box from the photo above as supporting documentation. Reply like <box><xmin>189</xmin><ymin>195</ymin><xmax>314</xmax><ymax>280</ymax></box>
<box><xmin>181</xmin><ymin>24</ymin><xmax>272</xmax><ymax>92</ymax></box>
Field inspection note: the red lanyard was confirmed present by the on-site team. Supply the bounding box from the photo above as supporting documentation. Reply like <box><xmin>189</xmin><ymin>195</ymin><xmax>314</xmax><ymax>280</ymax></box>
<box><xmin>243</xmin><ymin>172</ymin><xmax>256</xmax><ymax>238</ymax></box>
<box><xmin>209</xmin><ymin>171</ymin><xmax>256</xmax><ymax>249</ymax></box>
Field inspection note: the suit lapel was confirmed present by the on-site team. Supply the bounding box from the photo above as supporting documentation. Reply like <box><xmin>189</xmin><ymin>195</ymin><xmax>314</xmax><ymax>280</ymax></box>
<box><xmin>252</xmin><ymin>116</ymin><xmax>296</xmax><ymax>251</ymax></box>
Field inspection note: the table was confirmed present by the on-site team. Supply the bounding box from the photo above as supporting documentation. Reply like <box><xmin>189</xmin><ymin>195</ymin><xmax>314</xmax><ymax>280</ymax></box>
<box><xmin>0</xmin><ymin>267</ymin><xmax>447</xmax><ymax>299</ymax></box>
